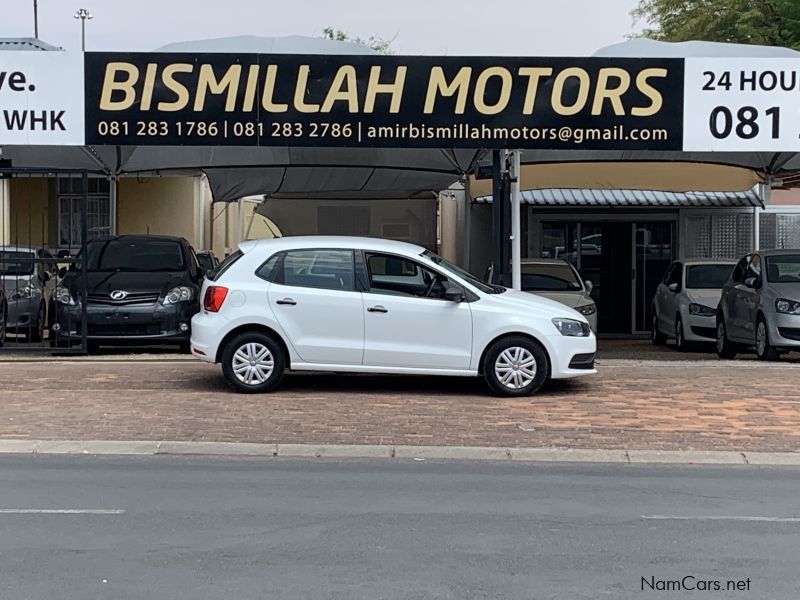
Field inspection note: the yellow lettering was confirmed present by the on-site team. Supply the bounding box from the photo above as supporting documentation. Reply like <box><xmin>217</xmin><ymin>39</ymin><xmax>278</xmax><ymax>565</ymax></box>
<box><xmin>157</xmin><ymin>63</ymin><xmax>193</xmax><ymax>112</ymax></box>
<box><xmin>294</xmin><ymin>65</ymin><xmax>320</xmax><ymax>113</ymax></box>
<box><xmin>551</xmin><ymin>67</ymin><xmax>590</xmax><ymax>116</ymax></box>
<box><xmin>632</xmin><ymin>68</ymin><xmax>667</xmax><ymax>116</ymax></box>
<box><xmin>473</xmin><ymin>67</ymin><xmax>512</xmax><ymax>115</ymax></box>
<box><xmin>364</xmin><ymin>66</ymin><xmax>407</xmax><ymax>113</ymax></box>
<box><xmin>242</xmin><ymin>64</ymin><xmax>260</xmax><ymax>112</ymax></box>
<box><xmin>592</xmin><ymin>67</ymin><xmax>631</xmax><ymax>115</ymax></box>
<box><xmin>194</xmin><ymin>64</ymin><xmax>242</xmax><ymax>112</ymax></box>
<box><xmin>518</xmin><ymin>67</ymin><xmax>553</xmax><ymax>115</ymax></box>
<box><xmin>321</xmin><ymin>65</ymin><xmax>359</xmax><ymax>113</ymax></box>
<box><xmin>99</xmin><ymin>62</ymin><xmax>139</xmax><ymax>111</ymax></box>
<box><xmin>424</xmin><ymin>66</ymin><xmax>472</xmax><ymax>114</ymax></box>
<box><xmin>262</xmin><ymin>64</ymin><xmax>289</xmax><ymax>113</ymax></box>
<box><xmin>140</xmin><ymin>64</ymin><xmax>158</xmax><ymax>111</ymax></box>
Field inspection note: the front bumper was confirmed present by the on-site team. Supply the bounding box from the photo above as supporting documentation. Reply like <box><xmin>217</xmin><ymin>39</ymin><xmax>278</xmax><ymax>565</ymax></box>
<box><xmin>767</xmin><ymin>312</ymin><xmax>800</xmax><ymax>349</ymax></box>
<box><xmin>547</xmin><ymin>332</ymin><xmax>597</xmax><ymax>379</ymax></box>
<box><xmin>6</xmin><ymin>296</ymin><xmax>41</xmax><ymax>330</ymax></box>
<box><xmin>53</xmin><ymin>301</ymin><xmax>198</xmax><ymax>342</ymax></box>
<box><xmin>683</xmin><ymin>312</ymin><xmax>718</xmax><ymax>342</ymax></box>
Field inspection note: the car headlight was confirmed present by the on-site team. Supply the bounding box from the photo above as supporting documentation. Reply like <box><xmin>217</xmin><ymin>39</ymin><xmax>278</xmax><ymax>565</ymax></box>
<box><xmin>775</xmin><ymin>298</ymin><xmax>800</xmax><ymax>315</ymax></box>
<box><xmin>163</xmin><ymin>286</ymin><xmax>194</xmax><ymax>305</ymax></box>
<box><xmin>9</xmin><ymin>286</ymin><xmax>36</xmax><ymax>302</ymax></box>
<box><xmin>55</xmin><ymin>286</ymin><xmax>76</xmax><ymax>306</ymax></box>
<box><xmin>689</xmin><ymin>303</ymin><xmax>716</xmax><ymax>317</ymax></box>
<box><xmin>552</xmin><ymin>317</ymin><xmax>590</xmax><ymax>337</ymax></box>
<box><xmin>576</xmin><ymin>303</ymin><xmax>596</xmax><ymax>316</ymax></box>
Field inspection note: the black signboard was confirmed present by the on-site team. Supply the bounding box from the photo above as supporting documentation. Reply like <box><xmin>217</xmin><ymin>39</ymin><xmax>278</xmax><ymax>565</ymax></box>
<box><xmin>84</xmin><ymin>53</ymin><xmax>684</xmax><ymax>149</ymax></box>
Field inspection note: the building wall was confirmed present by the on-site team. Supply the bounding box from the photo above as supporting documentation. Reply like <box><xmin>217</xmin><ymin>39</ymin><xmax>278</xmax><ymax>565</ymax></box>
<box><xmin>117</xmin><ymin>177</ymin><xmax>198</xmax><ymax>244</ymax></box>
<box><xmin>8</xmin><ymin>177</ymin><xmax>49</xmax><ymax>247</ymax></box>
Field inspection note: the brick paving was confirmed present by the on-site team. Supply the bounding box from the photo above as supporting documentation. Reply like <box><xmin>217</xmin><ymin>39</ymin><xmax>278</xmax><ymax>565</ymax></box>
<box><xmin>1</xmin><ymin>358</ymin><xmax>800</xmax><ymax>452</ymax></box>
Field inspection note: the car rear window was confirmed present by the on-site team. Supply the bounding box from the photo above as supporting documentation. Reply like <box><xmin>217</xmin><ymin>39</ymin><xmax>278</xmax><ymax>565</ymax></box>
<box><xmin>0</xmin><ymin>251</ymin><xmax>36</xmax><ymax>276</ymax></box>
<box><xmin>520</xmin><ymin>263</ymin><xmax>581</xmax><ymax>291</ymax></box>
<box><xmin>686</xmin><ymin>264</ymin><xmax>734</xmax><ymax>289</ymax></box>
<box><xmin>85</xmin><ymin>239</ymin><xmax>185</xmax><ymax>272</ymax></box>
<box><xmin>208</xmin><ymin>249</ymin><xmax>243</xmax><ymax>281</ymax></box>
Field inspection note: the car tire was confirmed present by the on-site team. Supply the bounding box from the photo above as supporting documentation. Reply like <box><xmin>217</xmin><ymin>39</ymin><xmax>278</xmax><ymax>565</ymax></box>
<box><xmin>716</xmin><ymin>318</ymin><xmax>737</xmax><ymax>360</ymax></box>
<box><xmin>0</xmin><ymin>302</ymin><xmax>6</xmax><ymax>348</ymax></box>
<box><xmin>651</xmin><ymin>313</ymin><xmax>667</xmax><ymax>346</ymax></box>
<box><xmin>25</xmin><ymin>303</ymin><xmax>45</xmax><ymax>343</ymax></box>
<box><xmin>755</xmin><ymin>316</ymin><xmax>779</xmax><ymax>362</ymax></box>
<box><xmin>483</xmin><ymin>335</ymin><xmax>549</xmax><ymax>397</ymax></box>
<box><xmin>675</xmin><ymin>316</ymin><xmax>689</xmax><ymax>352</ymax></box>
<box><xmin>221</xmin><ymin>331</ymin><xmax>286</xmax><ymax>394</ymax></box>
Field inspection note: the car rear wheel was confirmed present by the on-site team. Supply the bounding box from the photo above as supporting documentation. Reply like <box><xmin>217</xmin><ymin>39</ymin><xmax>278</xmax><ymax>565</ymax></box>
<box><xmin>716</xmin><ymin>319</ymin><xmax>737</xmax><ymax>359</ymax></box>
<box><xmin>483</xmin><ymin>336</ymin><xmax>548</xmax><ymax>397</ymax></box>
<box><xmin>25</xmin><ymin>303</ymin><xmax>45</xmax><ymax>343</ymax></box>
<box><xmin>651</xmin><ymin>313</ymin><xmax>667</xmax><ymax>346</ymax></box>
<box><xmin>0</xmin><ymin>303</ymin><xmax>6</xmax><ymax>348</ymax></box>
<box><xmin>221</xmin><ymin>332</ymin><xmax>286</xmax><ymax>394</ymax></box>
<box><xmin>755</xmin><ymin>317</ymin><xmax>779</xmax><ymax>362</ymax></box>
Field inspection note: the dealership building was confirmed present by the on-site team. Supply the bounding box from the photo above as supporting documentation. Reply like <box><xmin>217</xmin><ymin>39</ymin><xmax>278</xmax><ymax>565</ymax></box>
<box><xmin>2</xmin><ymin>35</ymin><xmax>800</xmax><ymax>338</ymax></box>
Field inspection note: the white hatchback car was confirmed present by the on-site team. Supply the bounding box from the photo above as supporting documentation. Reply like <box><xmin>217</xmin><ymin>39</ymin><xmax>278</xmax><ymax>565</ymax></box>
<box><xmin>191</xmin><ymin>237</ymin><xmax>596</xmax><ymax>396</ymax></box>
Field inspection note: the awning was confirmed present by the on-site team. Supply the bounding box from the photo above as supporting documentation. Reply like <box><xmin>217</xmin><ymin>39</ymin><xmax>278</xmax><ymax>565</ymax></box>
<box><xmin>474</xmin><ymin>187</ymin><xmax>761</xmax><ymax>207</ymax></box>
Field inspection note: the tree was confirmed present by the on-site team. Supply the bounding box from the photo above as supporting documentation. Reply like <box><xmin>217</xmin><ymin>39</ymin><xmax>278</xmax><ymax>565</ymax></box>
<box><xmin>632</xmin><ymin>0</ymin><xmax>800</xmax><ymax>49</ymax></box>
<box><xmin>321</xmin><ymin>27</ymin><xmax>395</xmax><ymax>54</ymax></box>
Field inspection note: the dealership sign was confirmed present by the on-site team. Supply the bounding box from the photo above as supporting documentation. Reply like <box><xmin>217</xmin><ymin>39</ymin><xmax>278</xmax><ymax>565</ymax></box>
<box><xmin>1</xmin><ymin>50</ymin><xmax>799</xmax><ymax>152</ymax></box>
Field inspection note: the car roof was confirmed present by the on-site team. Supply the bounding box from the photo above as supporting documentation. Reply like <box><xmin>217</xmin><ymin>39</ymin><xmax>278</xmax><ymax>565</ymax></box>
<box><xmin>89</xmin><ymin>234</ymin><xmax>186</xmax><ymax>244</ymax></box>
<box><xmin>757</xmin><ymin>249</ymin><xmax>800</xmax><ymax>257</ymax></box>
<box><xmin>519</xmin><ymin>258</ymin><xmax>573</xmax><ymax>266</ymax></box>
<box><xmin>239</xmin><ymin>236</ymin><xmax>427</xmax><ymax>255</ymax></box>
<box><xmin>679</xmin><ymin>258</ymin><xmax>737</xmax><ymax>265</ymax></box>
<box><xmin>0</xmin><ymin>245</ymin><xmax>38</xmax><ymax>252</ymax></box>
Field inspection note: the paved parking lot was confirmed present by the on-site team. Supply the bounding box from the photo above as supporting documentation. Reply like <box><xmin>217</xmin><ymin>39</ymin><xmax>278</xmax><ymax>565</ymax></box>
<box><xmin>1</xmin><ymin>352</ymin><xmax>799</xmax><ymax>452</ymax></box>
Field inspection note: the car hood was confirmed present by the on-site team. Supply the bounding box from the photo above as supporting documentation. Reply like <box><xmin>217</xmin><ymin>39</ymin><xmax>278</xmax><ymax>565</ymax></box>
<box><xmin>685</xmin><ymin>289</ymin><xmax>723</xmax><ymax>307</ymax></box>
<box><xmin>528</xmin><ymin>290</ymin><xmax>592</xmax><ymax>309</ymax></box>
<box><xmin>766</xmin><ymin>281</ymin><xmax>800</xmax><ymax>299</ymax></box>
<box><xmin>65</xmin><ymin>271</ymin><xmax>191</xmax><ymax>295</ymax></box>
<box><xmin>494</xmin><ymin>287</ymin><xmax>588</xmax><ymax>322</ymax></box>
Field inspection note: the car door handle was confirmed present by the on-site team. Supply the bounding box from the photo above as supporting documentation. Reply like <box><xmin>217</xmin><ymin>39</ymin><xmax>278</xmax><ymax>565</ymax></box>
<box><xmin>276</xmin><ymin>298</ymin><xmax>296</xmax><ymax>306</ymax></box>
<box><xmin>367</xmin><ymin>305</ymin><xmax>388</xmax><ymax>313</ymax></box>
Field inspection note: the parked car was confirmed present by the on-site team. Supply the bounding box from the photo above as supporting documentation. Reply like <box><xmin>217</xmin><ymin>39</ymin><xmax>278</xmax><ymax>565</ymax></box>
<box><xmin>191</xmin><ymin>236</ymin><xmax>596</xmax><ymax>396</ymax></box>
<box><xmin>0</xmin><ymin>246</ymin><xmax>57</xmax><ymax>342</ymax></box>
<box><xmin>196</xmin><ymin>250</ymin><xmax>219</xmax><ymax>277</ymax></box>
<box><xmin>486</xmin><ymin>259</ymin><xmax>597</xmax><ymax>332</ymax></box>
<box><xmin>0</xmin><ymin>276</ymin><xmax>6</xmax><ymax>346</ymax></box>
<box><xmin>717</xmin><ymin>250</ymin><xmax>800</xmax><ymax>361</ymax></box>
<box><xmin>51</xmin><ymin>235</ymin><xmax>204</xmax><ymax>350</ymax></box>
<box><xmin>651</xmin><ymin>259</ymin><xmax>736</xmax><ymax>350</ymax></box>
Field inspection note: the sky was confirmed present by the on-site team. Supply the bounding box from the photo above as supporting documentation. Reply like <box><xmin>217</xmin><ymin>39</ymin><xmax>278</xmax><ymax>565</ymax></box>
<box><xmin>3</xmin><ymin>0</ymin><xmax>644</xmax><ymax>55</ymax></box>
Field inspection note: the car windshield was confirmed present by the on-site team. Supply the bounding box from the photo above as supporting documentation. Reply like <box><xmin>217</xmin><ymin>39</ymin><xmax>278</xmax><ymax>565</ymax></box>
<box><xmin>766</xmin><ymin>255</ymin><xmax>800</xmax><ymax>283</ymax></box>
<box><xmin>520</xmin><ymin>263</ymin><xmax>582</xmax><ymax>292</ymax></box>
<box><xmin>422</xmin><ymin>250</ymin><xmax>498</xmax><ymax>294</ymax></box>
<box><xmin>84</xmin><ymin>239</ymin><xmax>185</xmax><ymax>272</ymax></box>
<box><xmin>685</xmin><ymin>264</ymin><xmax>733</xmax><ymax>289</ymax></box>
<box><xmin>0</xmin><ymin>251</ymin><xmax>35</xmax><ymax>276</ymax></box>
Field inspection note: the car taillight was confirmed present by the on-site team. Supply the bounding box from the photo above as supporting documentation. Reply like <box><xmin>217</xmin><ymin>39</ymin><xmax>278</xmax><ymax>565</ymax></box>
<box><xmin>203</xmin><ymin>286</ymin><xmax>228</xmax><ymax>312</ymax></box>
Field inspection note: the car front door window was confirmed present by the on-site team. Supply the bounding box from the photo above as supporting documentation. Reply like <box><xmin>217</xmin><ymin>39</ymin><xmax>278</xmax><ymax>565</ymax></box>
<box><xmin>366</xmin><ymin>253</ymin><xmax>444</xmax><ymax>299</ymax></box>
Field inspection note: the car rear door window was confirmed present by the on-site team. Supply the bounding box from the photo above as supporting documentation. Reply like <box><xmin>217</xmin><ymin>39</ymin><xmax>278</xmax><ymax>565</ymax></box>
<box><xmin>279</xmin><ymin>249</ymin><xmax>355</xmax><ymax>291</ymax></box>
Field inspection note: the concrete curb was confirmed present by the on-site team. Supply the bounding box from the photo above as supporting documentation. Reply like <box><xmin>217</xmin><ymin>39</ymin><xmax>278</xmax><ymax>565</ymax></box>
<box><xmin>0</xmin><ymin>440</ymin><xmax>799</xmax><ymax>465</ymax></box>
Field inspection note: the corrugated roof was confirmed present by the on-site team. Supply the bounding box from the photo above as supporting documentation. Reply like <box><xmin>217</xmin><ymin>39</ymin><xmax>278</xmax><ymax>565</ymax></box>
<box><xmin>474</xmin><ymin>188</ymin><xmax>761</xmax><ymax>207</ymax></box>
<box><xmin>0</xmin><ymin>38</ymin><xmax>62</xmax><ymax>51</ymax></box>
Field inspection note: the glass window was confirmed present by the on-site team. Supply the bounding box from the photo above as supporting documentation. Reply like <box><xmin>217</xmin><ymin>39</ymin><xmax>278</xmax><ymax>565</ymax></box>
<box><xmin>686</xmin><ymin>264</ymin><xmax>734</xmax><ymax>289</ymax></box>
<box><xmin>84</xmin><ymin>238</ymin><xmax>185</xmax><ymax>272</ymax></box>
<box><xmin>280</xmin><ymin>249</ymin><xmax>354</xmax><ymax>291</ymax></box>
<box><xmin>0</xmin><ymin>250</ymin><xmax>36</xmax><ymax>276</ymax></box>
<box><xmin>541</xmin><ymin>222</ymin><xmax>578</xmax><ymax>265</ymax></box>
<box><xmin>519</xmin><ymin>262</ymin><xmax>581</xmax><ymax>292</ymax></box>
<box><xmin>666</xmin><ymin>262</ymin><xmax>683</xmax><ymax>287</ymax></box>
<box><xmin>255</xmin><ymin>253</ymin><xmax>282</xmax><ymax>282</ymax></box>
<box><xmin>421</xmin><ymin>250</ymin><xmax>497</xmax><ymax>294</ymax></box>
<box><xmin>731</xmin><ymin>256</ymin><xmax>749</xmax><ymax>283</ymax></box>
<box><xmin>57</xmin><ymin>177</ymin><xmax>112</xmax><ymax>249</ymax></box>
<box><xmin>745</xmin><ymin>254</ymin><xmax>761</xmax><ymax>280</ymax></box>
<box><xmin>209</xmin><ymin>249</ymin><xmax>243</xmax><ymax>281</ymax></box>
<box><xmin>765</xmin><ymin>255</ymin><xmax>800</xmax><ymax>283</ymax></box>
<box><xmin>367</xmin><ymin>253</ymin><xmax>436</xmax><ymax>297</ymax></box>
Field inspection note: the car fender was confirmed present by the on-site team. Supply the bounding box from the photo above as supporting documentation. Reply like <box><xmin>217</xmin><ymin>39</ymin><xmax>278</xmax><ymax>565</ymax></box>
<box><xmin>470</xmin><ymin>319</ymin><xmax>561</xmax><ymax>373</ymax></box>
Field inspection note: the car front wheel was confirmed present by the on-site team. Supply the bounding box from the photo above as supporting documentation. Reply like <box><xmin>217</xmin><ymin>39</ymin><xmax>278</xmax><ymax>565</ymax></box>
<box><xmin>755</xmin><ymin>317</ymin><xmax>779</xmax><ymax>361</ymax></box>
<box><xmin>716</xmin><ymin>319</ymin><xmax>737</xmax><ymax>359</ymax></box>
<box><xmin>221</xmin><ymin>332</ymin><xmax>286</xmax><ymax>394</ymax></box>
<box><xmin>483</xmin><ymin>336</ymin><xmax>548</xmax><ymax>397</ymax></box>
<box><xmin>651</xmin><ymin>313</ymin><xmax>667</xmax><ymax>346</ymax></box>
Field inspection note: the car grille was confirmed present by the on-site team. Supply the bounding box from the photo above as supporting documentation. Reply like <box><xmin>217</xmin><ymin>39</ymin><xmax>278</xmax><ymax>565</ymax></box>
<box><xmin>87</xmin><ymin>323</ymin><xmax>161</xmax><ymax>337</ymax></box>
<box><xmin>87</xmin><ymin>292</ymin><xmax>159</xmax><ymax>306</ymax></box>
<box><xmin>690</xmin><ymin>326</ymin><xmax>717</xmax><ymax>339</ymax></box>
<box><xmin>568</xmin><ymin>353</ymin><xmax>595</xmax><ymax>369</ymax></box>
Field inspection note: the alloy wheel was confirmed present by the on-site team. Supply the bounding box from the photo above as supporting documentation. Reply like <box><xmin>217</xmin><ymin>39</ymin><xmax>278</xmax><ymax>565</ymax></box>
<box><xmin>756</xmin><ymin>321</ymin><xmax>767</xmax><ymax>356</ymax></box>
<box><xmin>494</xmin><ymin>346</ymin><xmax>537</xmax><ymax>390</ymax></box>
<box><xmin>716</xmin><ymin>322</ymin><xmax>725</xmax><ymax>354</ymax></box>
<box><xmin>231</xmin><ymin>342</ymin><xmax>275</xmax><ymax>386</ymax></box>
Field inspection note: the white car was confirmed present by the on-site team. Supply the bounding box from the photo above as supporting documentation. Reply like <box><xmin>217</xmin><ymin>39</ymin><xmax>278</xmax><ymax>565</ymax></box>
<box><xmin>191</xmin><ymin>236</ymin><xmax>596</xmax><ymax>396</ymax></box>
<box><xmin>651</xmin><ymin>258</ymin><xmax>736</xmax><ymax>350</ymax></box>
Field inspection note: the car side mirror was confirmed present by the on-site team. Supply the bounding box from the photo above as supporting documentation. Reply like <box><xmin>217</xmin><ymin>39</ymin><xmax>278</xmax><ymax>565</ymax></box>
<box><xmin>744</xmin><ymin>276</ymin><xmax>761</xmax><ymax>288</ymax></box>
<box><xmin>584</xmin><ymin>280</ymin><xmax>593</xmax><ymax>293</ymax></box>
<box><xmin>668</xmin><ymin>282</ymin><xmax>679</xmax><ymax>292</ymax></box>
<box><xmin>442</xmin><ymin>279</ymin><xmax>464</xmax><ymax>302</ymax></box>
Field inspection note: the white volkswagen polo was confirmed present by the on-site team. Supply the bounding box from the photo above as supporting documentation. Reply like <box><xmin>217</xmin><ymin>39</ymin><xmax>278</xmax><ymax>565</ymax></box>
<box><xmin>191</xmin><ymin>237</ymin><xmax>596</xmax><ymax>396</ymax></box>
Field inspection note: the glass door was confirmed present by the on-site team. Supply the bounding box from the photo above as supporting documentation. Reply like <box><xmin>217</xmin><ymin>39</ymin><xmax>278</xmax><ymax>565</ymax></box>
<box><xmin>634</xmin><ymin>222</ymin><xmax>675</xmax><ymax>332</ymax></box>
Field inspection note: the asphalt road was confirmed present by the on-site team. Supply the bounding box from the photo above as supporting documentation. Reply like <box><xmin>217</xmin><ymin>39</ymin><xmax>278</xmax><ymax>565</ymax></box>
<box><xmin>0</xmin><ymin>457</ymin><xmax>798</xmax><ymax>600</ymax></box>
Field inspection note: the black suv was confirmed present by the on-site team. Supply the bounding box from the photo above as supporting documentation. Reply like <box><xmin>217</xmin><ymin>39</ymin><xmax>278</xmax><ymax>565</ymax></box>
<box><xmin>51</xmin><ymin>235</ymin><xmax>203</xmax><ymax>350</ymax></box>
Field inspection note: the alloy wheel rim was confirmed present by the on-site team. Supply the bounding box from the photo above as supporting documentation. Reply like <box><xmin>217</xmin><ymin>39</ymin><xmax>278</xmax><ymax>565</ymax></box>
<box><xmin>652</xmin><ymin>316</ymin><xmax>657</xmax><ymax>341</ymax></box>
<box><xmin>494</xmin><ymin>347</ymin><xmax>537</xmax><ymax>390</ymax></box>
<box><xmin>676</xmin><ymin>321</ymin><xmax>682</xmax><ymax>346</ymax></box>
<box><xmin>756</xmin><ymin>322</ymin><xmax>766</xmax><ymax>355</ymax></box>
<box><xmin>232</xmin><ymin>342</ymin><xmax>274</xmax><ymax>385</ymax></box>
<box><xmin>716</xmin><ymin>322</ymin><xmax>725</xmax><ymax>353</ymax></box>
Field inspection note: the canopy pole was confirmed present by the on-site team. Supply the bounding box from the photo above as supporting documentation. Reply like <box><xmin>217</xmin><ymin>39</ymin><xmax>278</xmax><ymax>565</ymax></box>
<box><xmin>755</xmin><ymin>178</ymin><xmax>771</xmax><ymax>251</ymax></box>
<box><xmin>510</xmin><ymin>150</ymin><xmax>521</xmax><ymax>290</ymax></box>
<box><xmin>491</xmin><ymin>150</ymin><xmax>511</xmax><ymax>286</ymax></box>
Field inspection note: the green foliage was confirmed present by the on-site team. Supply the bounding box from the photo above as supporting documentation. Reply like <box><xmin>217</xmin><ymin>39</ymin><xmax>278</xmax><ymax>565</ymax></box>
<box><xmin>632</xmin><ymin>0</ymin><xmax>800</xmax><ymax>49</ymax></box>
<box><xmin>321</xmin><ymin>26</ymin><xmax>395</xmax><ymax>54</ymax></box>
